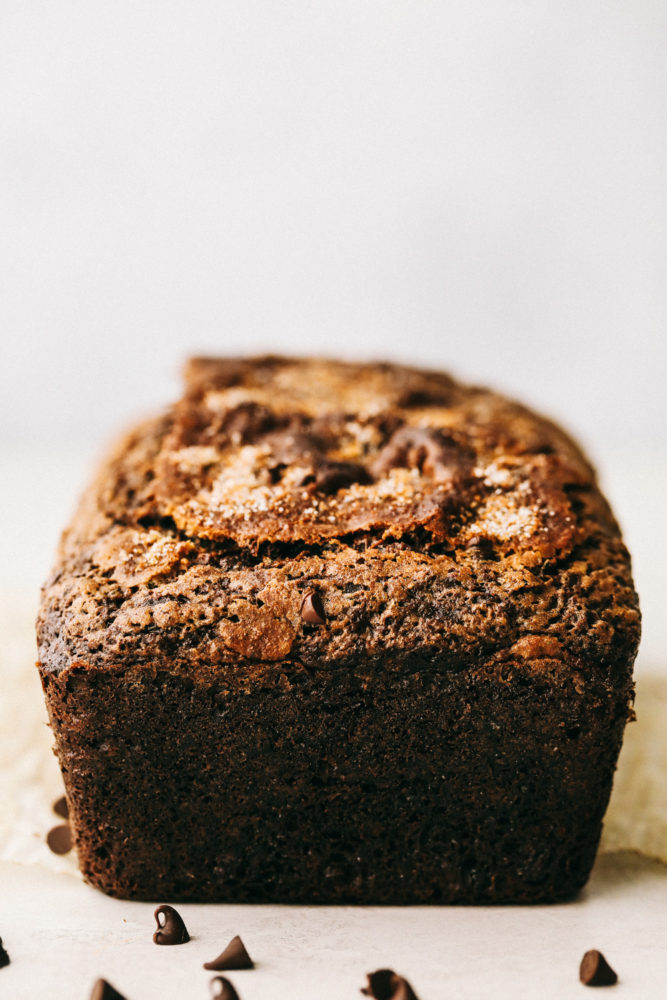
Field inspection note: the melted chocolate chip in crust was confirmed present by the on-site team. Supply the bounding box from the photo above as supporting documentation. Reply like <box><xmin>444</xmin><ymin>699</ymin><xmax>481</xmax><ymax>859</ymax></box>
<box><xmin>46</xmin><ymin>823</ymin><xmax>72</xmax><ymax>855</ymax></box>
<box><xmin>203</xmin><ymin>934</ymin><xmax>254</xmax><ymax>971</ymax></box>
<box><xmin>152</xmin><ymin>904</ymin><xmax>190</xmax><ymax>945</ymax></box>
<box><xmin>313</xmin><ymin>459</ymin><xmax>371</xmax><ymax>495</ymax></box>
<box><xmin>579</xmin><ymin>950</ymin><xmax>618</xmax><ymax>987</ymax></box>
<box><xmin>89</xmin><ymin>979</ymin><xmax>127</xmax><ymax>1000</ymax></box>
<box><xmin>0</xmin><ymin>937</ymin><xmax>10</xmax><ymax>969</ymax></box>
<box><xmin>53</xmin><ymin>795</ymin><xmax>69</xmax><ymax>819</ymax></box>
<box><xmin>371</xmin><ymin>426</ymin><xmax>472</xmax><ymax>482</ymax></box>
<box><xmin>300</xmin><ymin>589</ymin><xmax>326</xmax><ymax>625</ymax></box>
<box><xmin>210</xmin><ymin>976</ymin><xmax>241</xmax><ymax>1000</ymax></box>
<box><xmin>361</xmin><ymin>968</ymin><xmax>420</xmax><ymax>1000</ymax></box>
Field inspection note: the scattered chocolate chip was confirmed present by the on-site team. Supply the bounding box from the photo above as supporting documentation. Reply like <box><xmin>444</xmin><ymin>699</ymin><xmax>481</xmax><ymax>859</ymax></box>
<box><xmin>0</xmin><ymin>937</ymin><xmax>10</xmax><ymax>969</ymax></box>
<box><xmin>204</xmin><ymin>934</ymin><xmax>254</xmax><ymax>971</ymax></box>
<box><xmin>361</xmin><ymin>968</ymin><xmax>420</xmax><ymax>1000</ymax></box>
<box><xmin>362</xmin><ymin>969</ymin><xmax>395</xmax><ymax>999</ymax></box>
<box><xmin>89</xmin><ymin>979</ymin><xmax>127</xmax><ymax>1000</ymax></box>
<box><xmin>300</xmin><ymin>589</ymin><xmax>326</xmax><ymax>625</ymax></box>
<box><xmin>46</xmin><ymin>823</ymin><xmax>72</xmax><ymax>855</ymax></box>
<box><xmin>53</xmin><ymin>795</ymin><xmax>69</xmax><ymax>819</ymax></box>
<box><xmin>210</xmin><ymin>976</ymin><xmax>240</xmax><ymax>1000</ymax></box>
<box><xmin>579</xmin><ymin>950</ymin><xmax>618</xmax><ymax>987</ymax></box>
<box><xmin>152</xmin><ymin>904</ymin><xmax>190</xmax><ymax>945</ymax></box>
<box><xmin>391</xmin><ymin>980</ymin><xmax>419</xmax><ymax>1000</ymax></box>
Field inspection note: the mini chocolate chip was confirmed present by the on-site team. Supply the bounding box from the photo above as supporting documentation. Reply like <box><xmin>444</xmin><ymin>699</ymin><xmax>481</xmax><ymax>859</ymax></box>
<box><xmin>210</xmin><ymin>976</ymin><xmax>240</xmax><ymax>1000</ymax></box>
<box><xmin>267</xmin><ymin>462</ymin><xmax>287</xmax><ymax>484</ymax></box>
<box><xmin>361</xmin><ymin>969</ymin><xmax>420</xmax><ymax>1000</ymax></box>
<box><xmin>313</xmin><ymin>459</ymin><xmax>371</xmax><ymax>494</ymax></box>
<box><xmin>579</xmin><ymin>950</ymin><xmax>618</xmax><ymax>987</ymax></box>
<box><xmin>46</xmin><ymin>823</ymin><xmax>72</xmax><ymax>855</ymax></box>
<box><xmin>204</xmin><ymin>935</ymin><xmax>254</xmax><ymax>971</ymax></box>
<box><xmin>362</xmin><ymin>969</ymin><xmax>395</xmax><ymax>999</ymax></box>
<box><xmin>152</xmin><ymin>904</ymin><xmax>190</xmax><ymax>945</ymax></box>
<box><xmin>53</xmin><ymin>795</ymin><xmax>69</xmax><ymax>819</ymax></box>
<box><xmin>300</xmin><ymin>590</ymin><xmax>326</xmax><ymax>625</ymax></box>
<box><xmin>396</xmin><ymin>386</ymin><xmax>453</xmax><ymax>408</ymax></box>
<box><xmin>371</xmin><ymin>426</ymin><xmax>472</xmax><ymax>481</ymax></box>
<box><xmin>391</xmin><ymin>980</ymin><xmax>419</xmax><ymax>1000</ymax></box>
<box><xmin>0</xmin><ymin>937</ymin><xmax>10</xmax><ymax>969</ymax></box>
<box><xmin>89</xmin><ymin>979</ymin><xmax>127</xmax><ymax>1000</ymax></box>
<box><xmin>465</xmin><ymin>534</ymin><xmax>494</xmax><ymax>555</ymax></box>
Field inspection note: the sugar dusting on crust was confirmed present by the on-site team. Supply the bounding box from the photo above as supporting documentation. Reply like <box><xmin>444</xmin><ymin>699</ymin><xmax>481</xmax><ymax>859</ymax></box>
<box><xmin>140</xmin><ymin>357</ymin><xmax>590</xmax><ymax>555</ymax></box>
<box><xmin>36</xmin><ymin>357</ymin><xmax>641</xmax><ymax>678</ymax></box>
<box><xmin>468</xmin><ymin>493</ymin><xmax>540</xmax><ymax>542</ymax></box>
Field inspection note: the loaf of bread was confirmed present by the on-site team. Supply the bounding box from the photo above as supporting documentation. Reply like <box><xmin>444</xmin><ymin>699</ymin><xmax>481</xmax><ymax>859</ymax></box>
<box><xmin>37</xmin><ymin>357</ymin><xmax>640</xmax><ymax>902</ymax></box>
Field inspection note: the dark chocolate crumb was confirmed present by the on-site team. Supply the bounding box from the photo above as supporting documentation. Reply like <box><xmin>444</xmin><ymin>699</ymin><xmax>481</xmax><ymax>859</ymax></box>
<box><xmin>89</xmin><ymin>979</ymin><xmax>127</xmax><ymax>1000</ymax></box>
<box><xmin>53</xmin><ymin>795</ymin><xmax>69</xmax><ymax>819</ymax></box>
<box><xmin>46</xmin><ymin>823</ymin><xmax>72</xmax><ymax>855</ymax></box>
<box><xmin>579</xmin><ymin>950</ymin><xmax>618</xmax><ymax>987</ymax></box>
<box><xmin>300</xmin><ymin>589</ymin><xmax>326</xmax><ymax>625</ymax></box>
<box><xmin>361</xmin><ymin>968</ymin><xmax>420</xmax><ymax>1000</ymax></box>
<box><xmin>204</xmin><ymin>934</ymin><xmax>254</xmax><ymax>970</ymax></box>
<box><xmin>152</xmin><ymin>904</ymin><xmax>190</xmax><ymax>945</ymax></box>
<box><xmin>210</xmin><ymin>976</ymin><xmax>241</xmax><ymax>1000</ymax></box>
<box><xmin>0</xmin><ymin>937</ymin><xmax>10</xmax><ymax>969</ymax></box>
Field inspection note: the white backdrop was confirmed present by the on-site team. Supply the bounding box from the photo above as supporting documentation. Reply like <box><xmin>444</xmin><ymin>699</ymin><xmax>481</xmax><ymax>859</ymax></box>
<box><xmin>1</xmin><ymin>1</ymin><xmax>665</xmax><ymax>458</ymax></box>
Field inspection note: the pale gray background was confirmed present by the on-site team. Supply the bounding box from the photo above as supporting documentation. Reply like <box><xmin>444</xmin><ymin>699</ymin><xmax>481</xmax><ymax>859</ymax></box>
<box><xmin>1</xmin><ymin>1</ymin><xmax>665</xmax><ymax>660</ymax></box>
<box><xmin>2</xmin><ymin>1</ymin><xmax>665</xmax><ymax>450</ymax></box>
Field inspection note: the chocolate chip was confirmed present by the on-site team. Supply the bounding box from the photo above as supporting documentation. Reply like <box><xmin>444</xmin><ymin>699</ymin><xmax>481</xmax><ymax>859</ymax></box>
<box><xmin>210</xmin><ymin>976</ymin><xmax>241</xmax><ymax>1000</ymax></box>
<box><xmin>267</xmin><ymin>462</ymin><xmax>287</xmax><ymax>484</ymax></box>
<box><xmin>579</xmin><ymin>950</ymin><xmax>618</xmax><ymax>986</ymax></box>
<box><xmin>152</xmin><ymin>904</ymin><xmax>190</xmax><ymax>945</ymax></box>
<box><xmin>465</xmin><ymin>535</ymin><xmax>495</xmax><ymax>558</ymax></box>
<box><xmin>89</xmin><ymin>979</ymin><xmax>127</xmax><ymax>1000</ymax></box>
<box><xmin>222</xmin><ymin>402</ymin><xmax>277</xmax><ymax>445</ymax></box>
<box><xmin>371</xmin><ymin>426</ymin><xmax>472</xmax><ymax>481</ymax></box>
<box><xmin>204</xmin><ymin>934</ymin><xmax>254</xmax><ymax>971</ymax></box>
<box><xmin>53</xmin><ymin>795</ymin><xmax>69</xmax><ymax>819</ymax></box>
<box><xmin>396</xmin><ymin>386</ymin><xmax>453</xmax><ymax>408</ymax></box>
<box><xmin>46</xmin><ymin>823</ymin><xmax>72</xmax><ymax>855</ymax></box>
<box><xmin>300</xmin><ymin>589</ymin><xmax>326</xmax><ymax>625</ymax></box>
<box><xmin>0</xmin><ymin>937</ymin><xmax>10</xmax><ymax>969</ymax></box>
<box><xmin>361</xmin><ymin>969</ymin><xmax>420</xmax><ymax>1000</ymax></box>
<box><xmin>313</xmin><ymin>459</ymin><xmax>371</xmax><ymax>494</ymax></box>
<box><xmin>391</xmin><ymin>980</ymin><xmax>419</xmax><ymax>1000</ymax></box>
<box><xmin>362</xmin><ymin>969</ymin><xmax>395</xmax><ymax>999</ymax></box>
<box><xmin>264</xmin><ymin>428</ymin><xmax>322</xmax><ymax>466</ymax></box>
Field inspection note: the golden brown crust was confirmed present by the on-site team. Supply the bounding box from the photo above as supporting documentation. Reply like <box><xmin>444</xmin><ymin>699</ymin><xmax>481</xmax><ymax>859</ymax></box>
<box><xmin>37</xmin><ymin>357</ymin><xmax>640</xmax><ymax>676</ymax></box>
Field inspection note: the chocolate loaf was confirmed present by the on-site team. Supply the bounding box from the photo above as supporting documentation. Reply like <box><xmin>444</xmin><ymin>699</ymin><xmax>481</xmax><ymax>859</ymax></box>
<box><xmin>37</xmin><ymin>357</ymin><xmax>640</xmax><ymax>902</ymax></box>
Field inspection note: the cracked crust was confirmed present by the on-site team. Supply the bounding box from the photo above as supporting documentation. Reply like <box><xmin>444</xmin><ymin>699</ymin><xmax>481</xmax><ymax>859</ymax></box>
<box><xmin>38</xmin><ymin>356</ymin><xmax>639</xmax><ymax>679</ymax></box>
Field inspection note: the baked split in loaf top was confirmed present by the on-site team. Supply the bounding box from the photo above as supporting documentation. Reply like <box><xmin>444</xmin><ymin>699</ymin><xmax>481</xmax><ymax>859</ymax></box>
<box><xmin>38</xmin><ymin>356</ymin><xmax>640</xmax><ymax>684</ymax></box>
